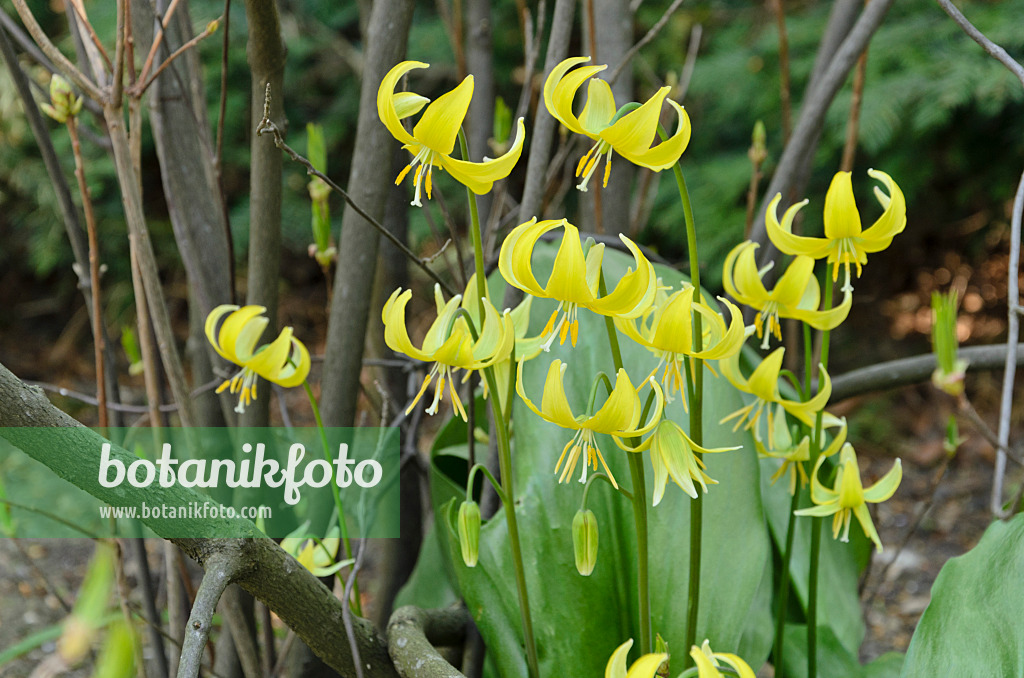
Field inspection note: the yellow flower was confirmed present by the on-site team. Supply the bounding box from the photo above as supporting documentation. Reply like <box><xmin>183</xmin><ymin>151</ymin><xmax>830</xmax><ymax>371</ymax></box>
<box><xmin>382</xmin><ymin>279</ymin><xmax>514</xmax><ymax>421</ymax></box>
<box><xmin>691</xmin><ymin>640</ymin><xmax>756</xmax><ymax>678</ymax></box>
<box><xmin>545</xmin><ymin>56</ymin><xmax>691</xmax><ymax>191</ymax></box>
<box><xmin>205</xmin><ymin>305</ymin><xmax>311</xmax><ymax>414</ymax></box>
<box><xmin>765</xmin><ymin>169</ymin><xmax>906</xmax><ymax>291</ymax></box>
<box><xmin>499</xmin><ymin>218</ymin><xmax>657</xmax><ymax>349</ymax></box>
<box><xmin>723</xmin><ymin>241</ymin><xmax>852</xmax><ymax>350</ymax></box>
<box><xmin>622</xmin><ymin>419</ymin><xmax>741</xmax><ymax>505</ymax></box>
<box><xmin>795</xmin><ymin>443</ymin><xmax>902</xmax><ymax>551</ymax></box>
<box><xmin>719</xmin><ymin>348</ymin><xmax>840</xmax><ymax>441</ymax></box>
<box><xmin>378</xmin><ymin>61</ymin><xmax>526</xmax><ymax>206</ymax></box>
<box><xmin>280</xmin><ymin>525</ymin><xmax>350</xmax><ymax>578</ymax></box>
<box><xmin>515</xmin><ymin>359</ymin><xmax>664</xmax><ymax>489</ymax></box>
<box><xmin>615</xmin><ymin>283</ymin><xmax>747</xmax><ymax>408</ymax></box>
<box><xmin>754</xmin><ymin>404</ymin><xmax>847</xmax><ymax>495</ymax></box>
<box><xmin>605</xmin><ymin>639</ymin><xmax>668</xmax><ymax>678</ymax></box>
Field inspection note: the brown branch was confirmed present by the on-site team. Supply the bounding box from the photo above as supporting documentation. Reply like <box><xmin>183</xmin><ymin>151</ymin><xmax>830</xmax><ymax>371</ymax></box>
<box><xmin>66</xmin><ymin>117</ymin><xmax>108</xmax><ymax>428</ymax></box>
<box><xmin>387</xmin><ymin>606</ymin><xmax>470</xmax><ymax>678</ymax></box>
<box><xmin>10</xmin><ymin>0</ymin><xmax>105</xmax><ymax>102</ymax></box>
<box><xmin>133</xmin><ymin>17</ymin><xmax>221</xmax><ymax>96</ymax></box>
<box><xmin>137</xmin><ymin>0</ymin><xmax>183</xmax><ymax>85</ymax></box>
<box><xmin>256</xmin><ymin>115</ymin><xmax>455</xmax><ymax>297</ymax></box>
<box><xmin>608</xmin><ymin>0</ymin><xmax>686</xmax><ymax>86</ymax></box>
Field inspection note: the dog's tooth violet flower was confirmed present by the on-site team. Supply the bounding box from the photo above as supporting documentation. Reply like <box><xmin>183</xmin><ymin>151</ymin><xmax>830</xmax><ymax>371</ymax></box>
<box><xmin>499</xmin><ymin>218</ymin><xmax>657</xmax><ymax>349</ymax></box>
<box><xmin>621</xmin><ymin>419</ymin><xmax>741</xmax><ymax>505</ymax></box>
<box><xmin>719</xmin><ymin>347</ymin><xmax>840</xmax><ymax>441</ymax></box>
<box><xmin>723</xmin><ymin>240</ymin><xmax>852</xmax><ymax>350</ymax></box>
<box><xmin>205</xmin><ymin>305</ymin><xmax>312</xmax><ymax>414</ymax></box>
<box><xmin>765</xmin><ymin>169</ymin><xmax>907</xmax><ymax>291</ymax></box>
<box><xmin>604</xmin><ymin>638</ymin><xmax>669</xmax><ymax>678</ymax></box>
<box><xmin>691</xmin><ymin>640</ymin><xmax>756</xmax><ymax>678</ymax></box>
<box><xmin>755</xmin><ymin>404</ymin><xmax>848</xmax><ymax>495</ymax></box>
<box><xmin>615</xmin><ymin>283</ymin><xmax>747</xmax><ymax>407</ymax></box>
<box><xmin>545</xmin><ymin>56</ymin><xmax>691</xmax><ymax>191</ymax></box>
<box><xmin>516</xmin><ymin>359</ymin><xmax>663</xmax><ymax>489</ymax></box>
<box><xmin>378</xmin><ymin>61</ymin><xmax>526</xmax><ymax>206</ymax></box>
<box><xmin>795</xmin><ymin>442</ymin><xmax>902</xmax><ymax>551</ymax></box>
<box><xmin>382</xmin><ymin>280</ymin><xmax>514</xmax><ymax>421</ymax></box>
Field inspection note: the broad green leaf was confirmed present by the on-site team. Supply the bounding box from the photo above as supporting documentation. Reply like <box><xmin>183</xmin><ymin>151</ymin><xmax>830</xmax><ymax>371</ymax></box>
<box><xmin>902</xmin><ymin>514</ymin><xmax>1024</xmax><ymax>676</ymax></box>
<box><xmin>429</xmin><ymin>243</ymin><xmax>772</xmax><ymax>677</ymax></box>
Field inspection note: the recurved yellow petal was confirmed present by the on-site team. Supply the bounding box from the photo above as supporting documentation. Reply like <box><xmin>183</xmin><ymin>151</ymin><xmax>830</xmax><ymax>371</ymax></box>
<box><xmin>412</xmin><ymin>75</ymin><xmax>473</xmax><ymax>155</ymax></box>
<box><xmin>441</xmin><ymin>117</ymin><xmax>526</xmax><ymax>194</ymax></box>
<box><xmin>578</xmin><ymin>78</ymin><xmax>617</xmax><ymax>134</ymax></box>
<box><xmin>615</xmin><ymin>100</ymin><xmax>691</xmax><ymax>171</ymax></box>
<box><xmin>600</xmin><ymin>86</ymin><xmax>668</xmax><ymax>158</ymax></box>
<box><xmin>377</xmin><ymin>61</ymin><xmax>427</xmax><ymax>147</ymax></box>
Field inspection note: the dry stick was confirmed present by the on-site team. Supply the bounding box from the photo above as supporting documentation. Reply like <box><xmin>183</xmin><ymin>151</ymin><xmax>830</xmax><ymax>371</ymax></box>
<box><xmin>10</xmin><ymin>0</ymin><xmax>104</xmax><ymax>101</ymax></box>
<box><xmin>840</xmin><ymin>42</ymin><xmax>868</xmax><ymax>171</ymax></box>
<box><xmin>66</xmin><ymin>117</ymin><xmax>108</xmax><ymax>429</ymax></box>
<box><xmin>770</xmin><ymin>0</ymin><xmax>793</xmax><ymax>142</ymax></box>
<box><xmin>342</xmin><ymin>542</ymin><xmax>367</xmax><ymax>678</ymax></box>
<box><xmin>935</xmin><ymin>0</ymin><xmax>1024</xmax><ymax>515</ymax></box>
<box><xmin>105</xmin><ymin>106</ymin><xmax>199</xmax><ymax>428</ymax></box>
<box><xmin>177</xmin><ymin>555</ymin><xmax>241</xmax><ymax>678</ymax></box>
<box><xmin>166</xmin><ymin>542</ymin><xmax>186</xmax><ymax>678</ymax></box>
<box><xmin>137</xmin><ymin>0</ymin><xmax>182</xmax><ymax>86</ymax></box>
<box><xmin>134</xmin><ymin>19</ymin><xmax>220</xmax><ymax>95</ymax></box>
<box><xmin>994</xmin><ymin>171</ymin><xmax>1024</xmax><ymax>515</ymax></box>
<box><xmin>0</xmin><ymin>20</ymin><xmax>121</xmax><ymax>426</ymax></box>
<box><xmin>256</xmin><ymin>112</ymin><xmax>456</xmax><ymax>297</ymax></box>
<box><xmin>828</xmin><ymin>343</ymin><xmax>1024</xmax><ymax>406</ymax></box>
<box><xmin>607</xmin><ymin>0</ymin><xmax>686</xmax><ymax>86</ymax></box>
<box><xmin>215</xmin><ymin>0</ymin><xmax>234</xmax><ymax>302</ymax></box>
<box><xmin>387</xmin><ymin>606</ymin><xmax>471</xmax><ymax>678</ymax></box>
<box><xmin>67</xmin><ymin>0</ymin><xmax>112</xmax><ymax>73</ymax></box>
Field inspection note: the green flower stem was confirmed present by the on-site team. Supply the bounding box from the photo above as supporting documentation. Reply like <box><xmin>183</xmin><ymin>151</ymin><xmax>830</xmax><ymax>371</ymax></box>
<box><xmin>459</xmin><ymin>128</ymin><xmax>540</xmax><ymax>678</ymax></box>
<box><xmin>773</xmin><ymin>488</ymin><xmax>801</xmax><ymax>677</ymax></box>
<box><xmin>302</xmin><ymin>380</ymin><xmax>362</xmax><ymax>616</ymax></box>
<box><xmin>774</xmin><ymin>322</ymin><xmax>818</xmax><ymax>677</ymax></box>
<box><xmin>668</xmin><ymin>154</ymin><xmax>706</xmax><ymax>664</ymax></box>
<box><xmin>599</xmin><ymin>275</ymin><xmax>652</xmax><ymax>655</ymax></box>
<box><xmin>466</xmin><ymin>463</ymin><xmax>508</xmax><ymax>505</ymax></box>
<box><xmin>806</xmin><ymin>265</ymin><xmax>835</xmax><ymax>678</ymax></box>
<box><xmin>581</xmin><ymin>472</ymin><xmax>633</xmax><ymax>505</ymax></box>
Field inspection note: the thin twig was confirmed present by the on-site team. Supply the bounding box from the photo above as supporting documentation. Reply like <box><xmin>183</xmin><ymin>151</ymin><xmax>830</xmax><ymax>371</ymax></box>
<box><xmin>255</xmin><ymin>98</ymin><xmax>456</xmax><ymax>296</ymax></box>
<box><xmin>178</xmin><ymin>556</ymin><xmax>240</xmax><ymax>678</ymax></box>
<box><xmin>133</xmin><ymin>18</ymin><xmax>221</xmax><ymax>95</ymax></box>
<box><xmin>770</xmin><ymin>0</ymin><xmax>793</xmax><ymax>142</ymax></box>
<box><xmin>994</xmin><ymin>171</ymin><xmax>1024</xmax><ymax>515</ymax></box>
<box><xmin>137</xmin><ymin>0</ymin><xmax>183</xmax><ymax>86</ymax></box>
<box><xmin>341</xmin><ymin>541</ymin><xmax>367</xmax><ymax>678</ymax></box>
<box><xmin>67</xmin><ymin>0</ymin><xmax>113</xmax><ymax>73</ymax></box>
<box><xmin>10</xmin><ymin>0</ymin><xmax>105</xmax><ymax>102</ymax></box>
<box><xmin>840</xmin><ymin>45</ymin><xmax>868</xmax><ymax>171</ymax></box>
<box><xmin>66</xmin><ymin>116</ymin><xmax>108</xmax><ymax>429</ymax></box>
<box><xmin>608</xmin><ymin>0</ymin><xmax>685</xmax><ymax>85</ymax></box>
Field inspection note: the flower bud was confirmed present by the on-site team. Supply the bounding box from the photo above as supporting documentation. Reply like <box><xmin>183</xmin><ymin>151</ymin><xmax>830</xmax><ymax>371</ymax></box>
<box><xmin>748</xmin><ymin>120</ymin><xmax>767</xmax><ymax>165</ymax></box>
<box><xmin>41</xmin><ymin>74</ymin><xmax>82</xmax><ymax>123</ymax></box>
<box><xmin>458</xmin><ymin>500</ymin><xmax>481</xmax><ymax>567</ymax></box>
<box><xmin>572</xmin><ymin>509</ymin><xmax>598</xmax><ymax>576</ymax></box>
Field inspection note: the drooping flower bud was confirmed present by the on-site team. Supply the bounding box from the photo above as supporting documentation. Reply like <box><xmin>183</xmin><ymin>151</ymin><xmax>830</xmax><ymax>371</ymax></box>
<box><xmin>571</xmin><ymin>508</ymin><xmax>598</xmax><ymax>576</ymax></box>
<box><xmin>458</xmin><ymin>500</ymin><xmax>481</xmax><ymax>567</ymax></box>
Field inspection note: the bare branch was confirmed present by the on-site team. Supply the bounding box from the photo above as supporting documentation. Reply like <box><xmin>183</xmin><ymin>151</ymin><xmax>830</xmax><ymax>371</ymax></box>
<box><xmin>10</xmin><ymin>0</ymin><xmax>105</xmax><ymax>102</ymax></box>
<box><xmin>608</xmin><ymin>0</ymin><xmax>685</xmax><ymax>86</ymax></box>
<box><xmin>387</xmin><ymin>606</ymin><xmax>470</xmax><ymax>678</ymax></box>
<box><xmin>177</xmin><ymin>555</ymin><xmax>242</xmax><ymax>678</ymax></box>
